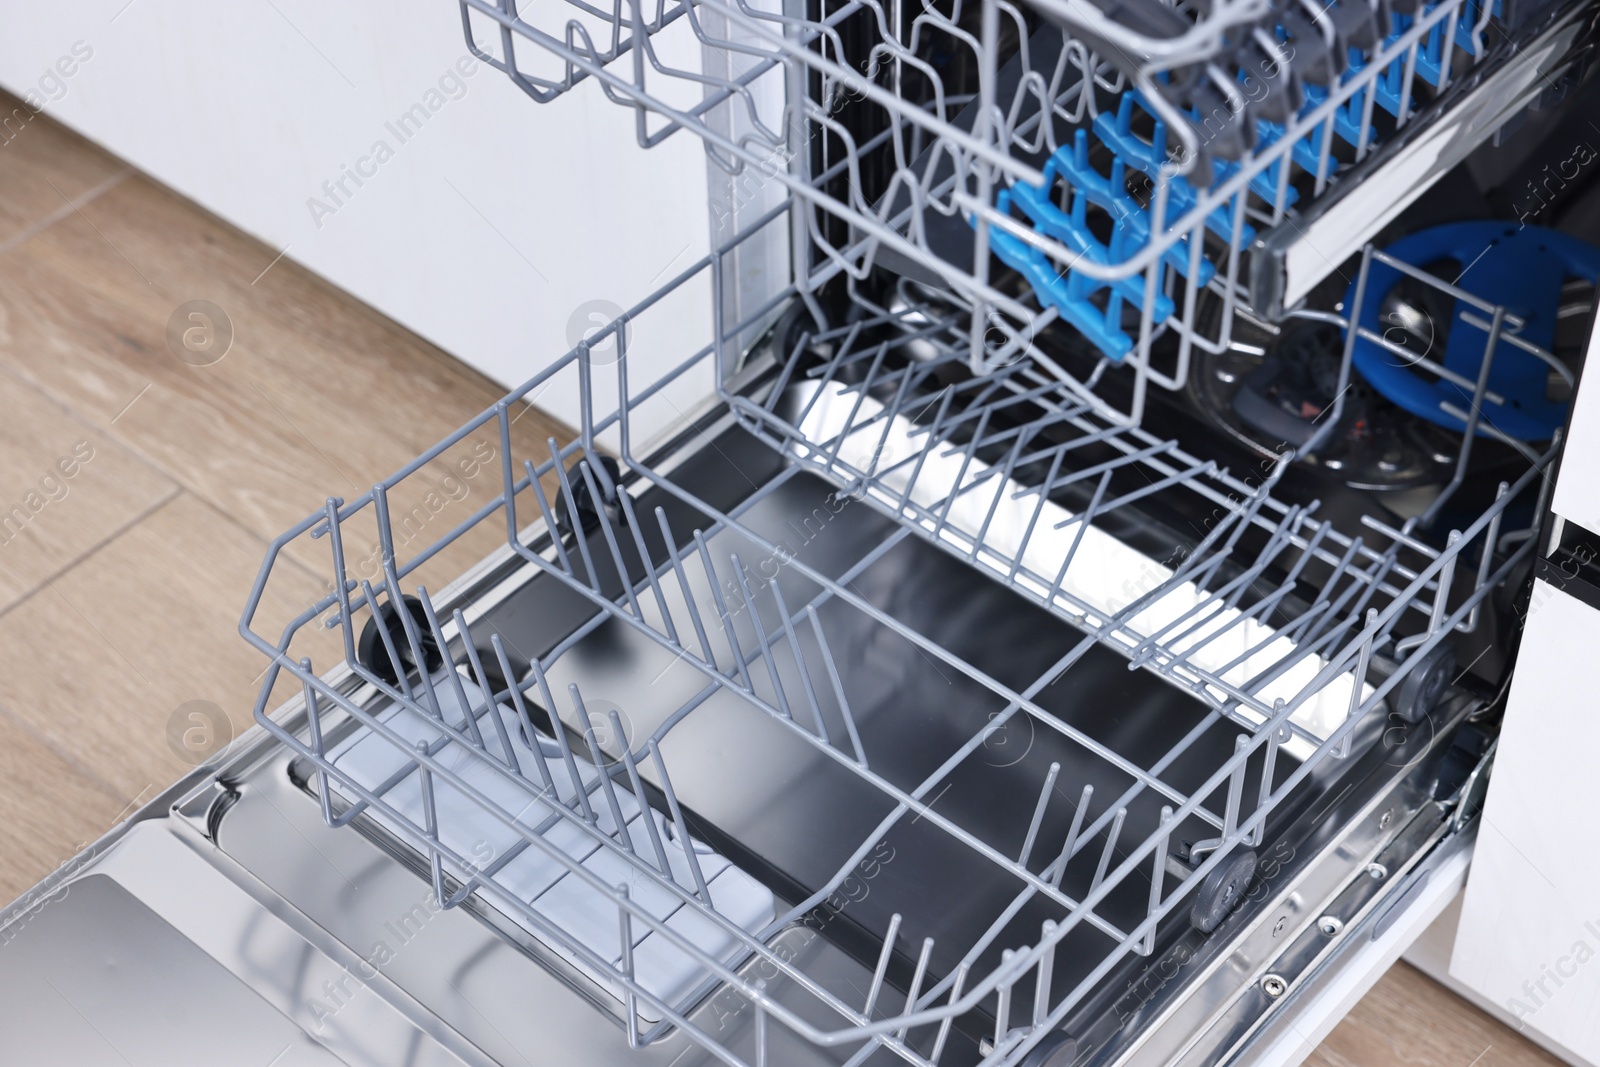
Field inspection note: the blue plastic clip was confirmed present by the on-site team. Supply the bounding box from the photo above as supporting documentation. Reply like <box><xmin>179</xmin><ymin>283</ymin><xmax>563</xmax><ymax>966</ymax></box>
<box><xmin>986</xmin><ymin>191</ymin><xmax>1136</xmax><ymax>360</ymax></box>
<box><xmin>1092</xmin><ymin>93</ymin><xmax>1279</xmax><ymax>243</ymax></box>
<box><xmin>1042</xmin><ymin>130</ymin><xmax>1214</xmax><ymax>288</ymax></box>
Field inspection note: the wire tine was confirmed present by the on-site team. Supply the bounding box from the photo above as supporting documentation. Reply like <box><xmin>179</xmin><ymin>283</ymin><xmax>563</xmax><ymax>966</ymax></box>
<box><xmin>1144</xmin><ymin>807</ymin><xmax>1173</xmax><ymax>954</ymax></box>
<box><xmin>826</xmin><ymin>341</ymin><xmax>890</xmax><ymax>467</ymax></box>
<box><xmin>525</xmin><ymin>458</ymin><xmax>576</xmax><ymax>576</ymax></box>
<box><xmin>359</xmin><ymin>579</ymin><xmax>415</xmax><ymax>704</ymax></box>
<box><xmin>897</xmin><ymin>936</ymin><xmax>936</xmax><ymax>1040</ymax></box>
<box><xmin>806</xmin><ymin>605</ymin><xmax>868</xmax><ymax>767</ymax></box>
<box><xmin>491</xmin><ymin>634</ymin><xmax>554</xmax><ymax>791</ymax></box>
<box><xmin>971</xmin><ymin>425</ymin><xmax>1034</xmax><ymax>559</ymax></box>
<box><xmin>694</xmin><ymin>531</ymin><xmax>755</xmax><ymax>691</ymax></box>
<box><xmin>1089</xmin><ymin>805</ymin><xmax>1126</xmax><ymax>896</ymax></box>
<box><xmin>416</xmin><ymin>740</ymin><xmax>447</xmax><ymax>906</ymax></box>
<box><xmin>1033</xmin><ymin>921</ymin><xmax>1056</xmax><ymax>1025</ymax></box>
<box><xmin>550</xmin><ymin>440</ymin><xmax>604</xmax><ymax>593</ymax></box>
<box><xmin>1050</xmin><ymin>783</ymin><xmax>1093</xmax><ymax>889</ymax></box>
<box><xmin>1018</xmin><ymin>762</ymin><xmax>1060</xmax><ymax>868</ymax></box>
<box><xmin>573</xmin><ymin>687</ymin><xmax>631</xmax><ymax>847</ymax></box>
<box><xmin>618</xmin><ymin>884</ymin><xmax>638</xmax><ymax>1048</ymax></box>
<box><xmin>930</xmin><ymin>963</ymin><xmax>968</xmax><ymax>1064</ymax></box>
<box><xmin>528</xmin><ymin>656</ymin><xmax>593</xmax><ymax>821</ymax></box>
<box><xmin>754</xmin><ymin>992</ymin><xmax>769</xmax><ymax>1067</ymax></box>
<box><xmin>933</xmin><ymin>408</ymin><xmax>992</xmax><ymax>537</ymax></box>
<box><xmin>1223</xmin><ymin>735</ymin><xmax>1249</xmax><ymax>839</ymax></box>
<box><xmin>1008</xmin><ymin>445</ymin><xmax>1068</xmax><ymax>585</ymax></box>
<box><xmin>769</xmin><ymin>580</ymin><xmax>826</xmax><ymax>731</ymax></box>
<box><xmin>648</xmin><ymin>740</ymin><xmax>712</xmax><ymax>903</ymax></box>
<box><xmin>418</xmin><ymin>589</ymin><xmax>486</xmax><ymax>750</ymax></box>
<box><xmin>730</xmin><ymin>552</ymin><xmax>793</xmax><ymax>720</ymax></box>
<box><xmin>300</xmin><ymin>658</ymin><xmax>334</xmax><ymax>826</ymax></box>
<box><xmin>864</xmin><ymin>913</ymin><xmax>902</xmax><ymax>1018</ymax></box>
<box><xmin>577</xmin><ymin>459</ymin><xmax>644</xmax><ymax>620</ymax></box>
<box><xmin>1338</xmin><ymin>610</ymin><xmax>1379</xmax><ymax>758</ymax></box>
<box><xmin>994</xmin><ymin>949</ymin><xmax>1014</xmax><ymax>1046</ymax></box>
<box><xmin>456</xmin><ymin>610</ymin><xmax>521</xmax><ymax>774</ymax></box>
<box><xmin>898</xmin><ymin>388</ymin><xmax>956</xmax><ymax>513</ymax></box>
<box><xmin>320</xmin><ymin>497</ymin><xmax>358</xmax><ymax>665</ymax></box>
<box><xmin>865</xmin><ymin>353</ymin><xmax>918</xmax><ymax>482</ymax></box>
<box><xmin>1256</xmin><ymin>723</ymin><xmax>1286</xmax><ymax>845</ymax></box>
<box><xmin>497</xmin><ymin>403</ymin><xmax>518</xmax><ymax>546</ymax></box>
<box><xmin>655</xmin><ymin>507</ymin><xmax>717</xmax><ymax>667</ymax></box>
<box><xmin>614</xmin><ymin>489</ymin><xmax>679</xmax><ymax>644</ymax></box>
<box><xmin>1049</xmin><ymin>469</ymin><xmax>1113</xmax><ymax>606</ymax></box>
<box><xmin>612</xmin><ymin>709</ymin><xmax>671</xmax><ymax>876</ymax></box>
<box><xmin>384</xmin><ymin>571</ymin><xmax>445</xmax><ymax>723</ymax></box>
<box><xmin>1461</xmin><ymin>481</ymin><xmax>1510</xmax><ymax>634</ymax></box>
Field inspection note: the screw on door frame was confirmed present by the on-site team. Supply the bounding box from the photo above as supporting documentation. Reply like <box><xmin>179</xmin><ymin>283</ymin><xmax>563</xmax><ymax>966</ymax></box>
<box><xmin>1272</xmin><ymin>916</ymin><xmax>1288</xmax><ymax>937</ymax></box>
<box><xmin>1317</xmin><ymin>915</ymin><xmax>1344</xmax><ymax>936</ymax></box>
<box><xmin>1262</xmin><ymin>974</ymin><xmax>1288</xmax><ymax>998</ymax></box>
<box><xmin>1379</xmin><ymin>809</ymin><xmax>1393</xmax><ymax>829</ymax></box>
<box><xmin>1366</xmin><ymin>862</ymin><xmax>1389</xmax><ymax>880</ymax></box>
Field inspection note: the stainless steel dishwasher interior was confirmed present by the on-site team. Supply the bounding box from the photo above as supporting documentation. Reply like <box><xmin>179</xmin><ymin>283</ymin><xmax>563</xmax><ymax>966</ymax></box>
<box><xmin>219</xmin><ymin>407</ymin><xmax>1415</xmax><ymax>1067</ymax></box>
<box><xmin>476</xmin><ymin>428</ymin><xmax>1298</xmax><ymax>981</ymax></box>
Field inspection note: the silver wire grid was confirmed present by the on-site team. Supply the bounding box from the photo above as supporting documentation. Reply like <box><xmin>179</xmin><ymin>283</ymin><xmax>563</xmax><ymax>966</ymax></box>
<box><xmin>243</xmin><ymin>222</ymin><xmax>1552</xmax><ymax>1065</ymax></box>
<box><xmin>458</xmin><ymin>0</ymin><xmax>1501</xmax><ymax>421</ymax></box>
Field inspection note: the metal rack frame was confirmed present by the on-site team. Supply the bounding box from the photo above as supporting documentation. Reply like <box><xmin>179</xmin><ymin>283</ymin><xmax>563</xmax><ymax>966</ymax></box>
<box><xmin>458</xmin><ymin>0</ymin><xmax>1503</xmax><ymax>423</ymax></box>
<box><xmin>242</xmin><ymin>211</ymin><xmax>1554</xmax><ymax>1064</ymax></box>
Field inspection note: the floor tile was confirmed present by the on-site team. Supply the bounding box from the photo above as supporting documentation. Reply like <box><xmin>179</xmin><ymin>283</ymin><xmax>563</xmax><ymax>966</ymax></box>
<box><xmin>0</xmin><ymin>369</ymin><xmax>174</xmax><ymax>611</ymax></box>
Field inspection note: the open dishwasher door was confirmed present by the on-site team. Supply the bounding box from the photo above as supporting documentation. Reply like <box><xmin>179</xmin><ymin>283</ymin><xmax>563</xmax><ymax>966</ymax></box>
<box><xmin>4</xmin><ymin>0</ymin><xmax>1598</xmax><ymax>1061</ymax></box>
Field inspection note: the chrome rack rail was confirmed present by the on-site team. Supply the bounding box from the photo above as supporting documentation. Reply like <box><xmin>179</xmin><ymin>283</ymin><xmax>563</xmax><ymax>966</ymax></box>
<box><xmin>243</xmin><ymin>230</ymin><xmax>1551</xmax><ymax>1065</ymax></box>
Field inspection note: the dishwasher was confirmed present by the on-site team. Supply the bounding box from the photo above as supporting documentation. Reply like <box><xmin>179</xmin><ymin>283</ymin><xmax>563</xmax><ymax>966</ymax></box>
<box><xmin>4</xmin><ymin>0</ymin><xmax>1599</xmax><ymax>1062</ymax></box>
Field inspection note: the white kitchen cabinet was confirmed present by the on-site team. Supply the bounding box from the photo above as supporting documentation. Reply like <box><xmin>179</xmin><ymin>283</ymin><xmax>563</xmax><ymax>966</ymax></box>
<box><xmin>0</xmin><ymin>0</ymin><xmax>731</xmax><ymax>445</ymax></box>
<box><xmin>1445</xmin><ymin>572</ymin><xmax>1600</xmax><ymax>1065</ymax></box>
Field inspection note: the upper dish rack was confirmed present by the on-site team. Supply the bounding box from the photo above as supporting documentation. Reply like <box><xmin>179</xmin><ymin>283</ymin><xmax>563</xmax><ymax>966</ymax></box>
<box><xmin>243</xmin><ymin>213</ymin><xmax>1553</xmax><ymax>1065</ymax></box>
<box><xmin>455</xmin><ymin>0</ymin><xmax>1560</xmax><ymax>423</ymax></box>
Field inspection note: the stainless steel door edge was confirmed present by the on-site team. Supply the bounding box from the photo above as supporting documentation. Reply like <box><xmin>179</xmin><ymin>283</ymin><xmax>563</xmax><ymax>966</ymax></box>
<box><xmin>1063</xmin><ymin>694</ymin><xmax>1483</xmax><ymax>1066</ymax></box>
<box><xmin>1</xmin><ymin>811</ymin><xmax>487</xmax><ymax>1067</ymax></box>
<box><xmin>1217</xmin><ymin>825</ymin><xmax>1476</xmax><ymax>1067</ymax></box>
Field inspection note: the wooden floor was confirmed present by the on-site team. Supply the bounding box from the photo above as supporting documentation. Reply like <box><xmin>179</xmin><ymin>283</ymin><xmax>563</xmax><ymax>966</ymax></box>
<box><xmin>0</xmin><ymin>94</ymin><xmax>1566</xmax><ymax>1067</ymax></box>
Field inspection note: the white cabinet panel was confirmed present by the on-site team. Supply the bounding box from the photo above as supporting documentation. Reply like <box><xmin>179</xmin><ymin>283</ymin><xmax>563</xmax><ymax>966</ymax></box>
<box><xmin>1554</xmin><ymin>313</ymin><xmax>1600</xmax><ymax>534</ymax></box>
<box><xmin>1450</xmin><ymin>577</ymin><xmax>1600</xmax><ymax>1064</ymax></box>
<box><xmin>0</xmin><ymin>0</ymin><xmax>718</xmax><ymax>442</ymax></box>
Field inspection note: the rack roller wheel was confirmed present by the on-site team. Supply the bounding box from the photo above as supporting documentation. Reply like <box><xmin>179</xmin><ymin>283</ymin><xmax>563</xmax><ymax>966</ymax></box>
<box><xmin>555</xmin><ymin>455</ymin><xmax>625</xmax><ymax>533</ymax></box>
<box><xmin>357</xmin><ymin>595</ymin><xmax>443</xmax><ymax>685</ymax></box>
<box><xmin>1020</xmin><ymin>1033</ymin><xmax>1078</xmax><ymax>1067</ymax></box>
<box><xmin>1190</xmin><ymin>849</ymin><xmax>1257</xmax><ymax>934</ymax></box>
<box><xmin>1393</xmin><ymin>642</ymin><xmax>1456</xmax><ymax>725</ymax></box>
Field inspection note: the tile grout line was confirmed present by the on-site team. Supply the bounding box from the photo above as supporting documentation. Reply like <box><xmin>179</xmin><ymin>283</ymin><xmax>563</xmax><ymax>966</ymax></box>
<box><xmin>0</xmin><ymin>361</ymin><xmax>179</xmax><ymax>495</ymax></box>
<box><xmin>0</xmin><ymin>168</ymin><xmax>132</xmax><ymax>260</ymax></box>
<box><xmin>0</xmin><ymin>487</ymin><xmax>184</xmax><ymax>626</ymax></box>
<box><xmin>0</xmin><ymin>695</ymin><xmax>142</xmax><ymax>810</ymax></box>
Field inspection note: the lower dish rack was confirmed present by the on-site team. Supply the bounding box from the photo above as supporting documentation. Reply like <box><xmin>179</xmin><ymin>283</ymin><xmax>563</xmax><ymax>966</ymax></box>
<box><xmin>242</xmin><ymin>240</ymin><xmax>1551</xmax><ymax>1067</ymax></box>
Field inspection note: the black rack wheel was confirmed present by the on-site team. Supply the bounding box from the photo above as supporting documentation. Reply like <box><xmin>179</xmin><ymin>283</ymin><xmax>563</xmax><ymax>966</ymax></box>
<box><xmin>1020</xmin><ymin>1033</ymin><xmax>1078</xmax><ymax>1067</ymax></box>
<box><xmin>1190</xmin><ymin>849</ymin><xmax>1258</xmax><ymax>934</ymax></box>
<box><xmin>357</xmin><ymin>595</ymin><xmax>443</xmax><ymax>685</ymax></box>
<box><xmin>554</xmin><ymin>455</ymin><xmax>624</xmax><ymax>533</ymax></box>
<box><xmin>1393</xmin><ymin>641</ymin><xmax>1457</xmax><ymax>725</ymax></box>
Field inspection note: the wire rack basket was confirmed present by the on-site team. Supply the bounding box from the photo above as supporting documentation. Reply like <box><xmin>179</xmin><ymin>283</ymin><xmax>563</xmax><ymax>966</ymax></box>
<box><xmin>243</xmin><ymin>204</ymin><xmax>1553</xmax><ymax>1063</ymax></box>
<box><xmin>458</xmin><ymin>0</ymin><xmax>1512</xmax><ymax>422</ymax></box>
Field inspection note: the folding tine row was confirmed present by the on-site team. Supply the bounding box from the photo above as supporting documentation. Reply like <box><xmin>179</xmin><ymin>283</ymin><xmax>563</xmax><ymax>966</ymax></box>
<box><xmin>723</xmin><ymin>284</ymin><xmax>1556</xmax><ymax>750</ymax></box>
